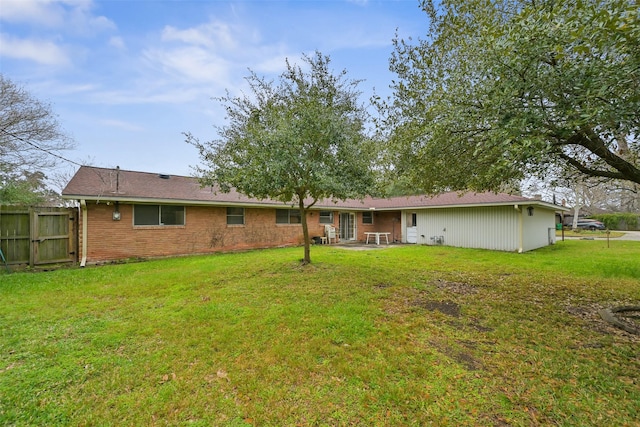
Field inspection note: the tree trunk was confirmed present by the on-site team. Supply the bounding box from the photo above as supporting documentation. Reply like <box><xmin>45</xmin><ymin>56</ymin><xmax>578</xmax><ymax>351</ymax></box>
<box><xmin>572</xmin><ymin>205</ymin><xmax>580</xmax><ymax>230</ymax></box>
<box><xmin>299</xmin><ymin>198</ymin><xmax>311</xmax><ymax>264</ymax></box>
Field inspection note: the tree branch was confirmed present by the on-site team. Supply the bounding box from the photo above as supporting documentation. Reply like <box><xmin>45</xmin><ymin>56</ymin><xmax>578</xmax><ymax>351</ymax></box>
<box><xmin>571</xmin><ymin>127</ymin><xmax>640</xmax><ymax>184</ymax></box>
<box><xmin>559</xmin><ymin>152</ymin><xmax>627</xmax><ymax>180</ymax></box>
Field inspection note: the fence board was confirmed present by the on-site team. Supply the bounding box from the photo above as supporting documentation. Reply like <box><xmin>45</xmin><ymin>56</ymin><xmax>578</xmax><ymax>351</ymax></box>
<box><xmin>0</xmin><ymin>206</ymin><xmax>77</xmax><ymax>266</ymax></box>
<box><xmin>0</xmin><ymin>208</ymin><xmax>30</xmax><ymax>264</ymax></box>
<box><xmin>34</xmin><ymin>211</ymin><xmax>73</xmax><ymax>264</ymax></box>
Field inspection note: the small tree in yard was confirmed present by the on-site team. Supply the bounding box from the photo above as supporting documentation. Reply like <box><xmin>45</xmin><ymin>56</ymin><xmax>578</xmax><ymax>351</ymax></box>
<box><xmin>186</xmin><ymin>52</ymin><xmax>376</xmax><ymax>264</ymax></box>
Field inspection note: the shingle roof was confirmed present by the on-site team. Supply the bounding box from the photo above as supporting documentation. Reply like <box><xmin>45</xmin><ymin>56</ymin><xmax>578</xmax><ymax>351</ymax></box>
<box><xmin>62</xmin><ymin>166</ymin><xmax>564</xmax><ymax>211</ymax></box>
<box><xmin>62</xmin><ymin>166</ymin><xmax>277</xmax><ymax>206</ymax></box>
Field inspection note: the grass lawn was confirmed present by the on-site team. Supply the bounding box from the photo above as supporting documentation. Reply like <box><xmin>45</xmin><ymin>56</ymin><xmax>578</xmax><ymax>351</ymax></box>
<box><xmin>1</xmin><ymin>240</ymin><xmax>639</xmax><ymax>426</ymax></box>
<box><xmin>556</xmin><ymin>229</ymin><xmax>626</xmax><ymax>238</ymax></box>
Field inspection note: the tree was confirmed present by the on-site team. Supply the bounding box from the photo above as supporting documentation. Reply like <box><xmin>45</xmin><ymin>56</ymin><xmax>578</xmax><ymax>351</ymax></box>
<box><xmin>0</xmin><ymin>168</ymin><xmax>59</xmax><ymax>206</ymax></box>
<box><xmin>0</xmin><ymin>74</ymin><xmax>74</xmax><ymax>204</ymax></box>
<box><xmin>379</xmin><ymin>0</ymin><xmax>640</xmax><ymax>194</ymax></box>
<box><xmin>186</xmin><ymin>52</ymin><xmax>376</xmax><ymax>264</ymax></box>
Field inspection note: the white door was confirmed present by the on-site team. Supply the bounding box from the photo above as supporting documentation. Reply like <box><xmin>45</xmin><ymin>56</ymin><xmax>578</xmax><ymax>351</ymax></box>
<box><xmin>407</xmin><ymin>227</ymin><xmax>418</xmax><ymax>244</ymax></box>
<box><xmin>406</xmin><ymin>212</ymin><xmax>418</xmax><ymax>243</ymax></box>
<box><xmin>340</xmin><ymin>213</ymin><xmax>356</xmax><ymax>241</ymax></box>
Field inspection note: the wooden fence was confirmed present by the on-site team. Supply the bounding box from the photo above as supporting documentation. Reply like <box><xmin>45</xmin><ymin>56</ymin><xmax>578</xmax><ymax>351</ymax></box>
<box><xmin>0</xmin><ymin>206</ymin><xmax>78</xmax><ymax>267</ymax></box>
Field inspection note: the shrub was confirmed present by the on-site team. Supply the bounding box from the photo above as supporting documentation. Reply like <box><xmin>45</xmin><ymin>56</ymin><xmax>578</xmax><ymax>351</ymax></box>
<box><xmin>592</xmin><ymin>213</ymin><xmax>639</xmax><ymax>230</ymax></box>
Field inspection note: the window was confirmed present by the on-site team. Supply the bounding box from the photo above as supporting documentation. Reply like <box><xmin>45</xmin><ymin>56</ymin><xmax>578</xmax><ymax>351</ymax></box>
<box><xmin>409</xmin><ymin>213</ymin><xmax>417</xmax><ymax>227</ymax></box>
<box><xmin>227</xmin><ymin>207</ymin><xmax>245</xmax><ymax>225</ymax></box>
<box><xmin>362</xmin><ymin>211</ymin><xmax>374</xmax><ymax>224</ymax></box>
<box><xmin>319</xmin><ymin>211</ymin><xmax>333</xmax><ymax>224</ymax></box>
<box><xmin>276</xmin><ymin>209</ymin><xmax>301</xmax><ymax>224</ymax></box>
<box><xmin>134</xmin><ymin>205</ymin><xmax>185</xmax><ymax>226</ymax></box>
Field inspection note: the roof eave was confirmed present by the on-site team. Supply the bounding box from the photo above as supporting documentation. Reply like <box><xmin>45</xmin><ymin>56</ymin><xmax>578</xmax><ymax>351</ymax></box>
<box><xmin>374</xmin><ymin>201</ymin><xmax>570</xmax><ymax>211</ymax></box>
<box><xmin>61</xmin><ymin>194</ymin><xmax>570</xmax><ymax>212</ymax></box>
<box><xmin>61</xmin><ymin>194</ymin><xmax>290</xmax><ymax>209</ymax></box>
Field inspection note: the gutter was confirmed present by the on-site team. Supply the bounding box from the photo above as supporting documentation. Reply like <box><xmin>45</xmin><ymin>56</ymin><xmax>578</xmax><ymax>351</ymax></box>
<box><xmin>80</xmin><ymin>199</ymin><xmax>87</xmax><ymax>267</ymax></box>
<box><xmin>61</xmin><ymin>195</ymin><xmax>293</xmax><ymax>210</ymax></box>
<box><xmin>61</xmin><ymin>193</ymin><xmax>571</xmax><ymax>213</ymax></box>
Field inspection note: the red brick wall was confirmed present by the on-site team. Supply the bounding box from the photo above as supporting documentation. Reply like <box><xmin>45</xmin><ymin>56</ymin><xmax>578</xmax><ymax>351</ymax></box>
<box><xmin>80</xmin><ymin>203</ymin><xmax>334</xmax><ymax>263</ymax></box>
<box><xmin>356</xmin><ymin>211</ymin><xmax>402</xmax><ymax>243</ymax></box>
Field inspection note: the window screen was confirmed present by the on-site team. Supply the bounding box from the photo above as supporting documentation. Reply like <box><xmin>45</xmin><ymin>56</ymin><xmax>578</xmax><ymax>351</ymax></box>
<box><xmin>289</xmin><ymin>210</ymin><xmax>301</xmax><ymax>224</ymax></box>
<box><xmin>362</xmin><ymin>211</ymin><xmax>373</xmax><ymax>224</ymax></box>
<box><xmin>319</xmin><ymin>211</ymin><xmax>333</xmax><ymax>224</ymax></box>
<box><xmin>276</xmin><ymin>209</ymin><xmax>301</xmax><ymax>224</ymax></box>
<box><xmin>134</xmin><ymin>205</ymin><xmax>160</xmax><ymax>225</ymax></box>
<box><xmin>227</xmin><ymin>207</ymin><xmax>245</xmax><ymax>225</ymax></box>
<box><xmin>134</xmin><ymin>205</ymin><xmax>185</xmax><ymax>226</ymax></box>
<box><xmin>161</xmin><ymin>205</ymin><xmax>185</xmax><ymax>225</ymax></box>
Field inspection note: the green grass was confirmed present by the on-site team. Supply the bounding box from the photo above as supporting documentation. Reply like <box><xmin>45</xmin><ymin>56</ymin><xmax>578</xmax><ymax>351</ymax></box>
<box><xmin>1</xmin><ymin>240</ymin><xmax>639</xmax><ymax>426</ymax></box>
<box><xmin>557</xmin><ymin>229</ymin><xmax>625</xmax><ymax>238</ymax></box>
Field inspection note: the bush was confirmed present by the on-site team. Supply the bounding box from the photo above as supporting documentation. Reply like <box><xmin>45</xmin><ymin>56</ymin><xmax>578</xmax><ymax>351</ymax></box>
<box><xmin>592</xmin><ymin>213</ymin><xmax>639</xmax><ymax>230</ymax></box>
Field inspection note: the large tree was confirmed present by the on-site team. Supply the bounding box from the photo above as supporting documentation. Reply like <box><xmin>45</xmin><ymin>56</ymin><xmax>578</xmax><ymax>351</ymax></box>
<box><xmin>379</xmin><ymin>0</ymin><xmax>640</xmax><ymax>193</ymax></box>
<box><xmin>186</xmin><ymin>52</ymin><xmax>376</xmax><ymax>264</ymax></box>
<box><xmin>0</xmin><ymin>74</ymin><xmax>74</xmax><ymax>205</ymax></box>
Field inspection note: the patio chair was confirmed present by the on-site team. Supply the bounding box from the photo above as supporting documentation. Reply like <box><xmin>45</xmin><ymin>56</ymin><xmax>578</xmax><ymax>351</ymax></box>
<box><xmin>325</xmin><ymin>225</ymin><xmax>337</xmax><ymax>244</ymax></box>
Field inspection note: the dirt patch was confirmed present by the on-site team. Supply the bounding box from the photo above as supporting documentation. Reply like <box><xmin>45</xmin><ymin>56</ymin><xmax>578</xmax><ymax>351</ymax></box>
<box><xmin>417</xmin><ymin>299</ymin><xmax>461</xmax><ymax>318</ymax></box>
<box><xmin>430</xmin><ymin>339</ymin><xmax>482</xmax><ymax>371</ymax></box>
<box><xmin>432</xmin><ymin>279</ymin><xmax>478</xmax><ymax>295</ymax></box>
<box><xmin>617</xmin><ymin>307</ymin><xmax>640</xmax><ymax>324</ymax></box>
<box><xmin>373</xmin><ymin>282</ymin><xmax>394</xmax><ymax>289</ymax></box>
<box><xmin>599</xmin><ymin>306</ymin><xmax>640</xmax><ymax>335</ymax></box>
<box><xmin>447</xmin><ymin>319</ymin><xmax>494</xmax><ymax>333</ymax></box>
<box><xmin>565</xmin><ymin>304</ymin><xmax>640</xmax><ymax>343</ymax></box>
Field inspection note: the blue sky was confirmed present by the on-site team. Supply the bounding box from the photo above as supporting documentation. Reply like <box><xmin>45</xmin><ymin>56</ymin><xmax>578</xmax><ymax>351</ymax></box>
<box><xmin>1</xmin><ymin>0</ymin><xmax>426</xmax><ymax>180</ymax></box>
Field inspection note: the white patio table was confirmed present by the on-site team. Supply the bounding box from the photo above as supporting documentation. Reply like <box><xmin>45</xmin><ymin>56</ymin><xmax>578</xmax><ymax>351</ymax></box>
<box><xmin>365</xmin><ymin>232</ymin><xmax>390</xmax><ymax>245</ymax></box>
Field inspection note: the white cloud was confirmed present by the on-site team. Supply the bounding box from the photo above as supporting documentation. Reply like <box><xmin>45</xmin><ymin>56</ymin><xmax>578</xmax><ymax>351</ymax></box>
<box><xmin>47</xmin><ymin>82</ymin><xmax>98</xmax><ymax>96</ymax></box>
<box><xmin>161</xmin><ymin>21</ymin><xmax>236</xmax><ymax>50</ymax></box>
<box><xmin>143</xmin><ymin>46</ymin><xmax>232</xmax><ymax>85</ymax></box>
<box><xmin>0</xmin><ymin>33</ymin><xmax>71</xmax><ymax>66</ymax></box>
<box><xmin>143</xmin><ymin>18</ymin><xmax>297</xmax><ymax>88</ymax></box>
<box><xmin>89</xmin><ymin>86</ymin><xmax>204</xmax><ymax>105</ymax></box>
<box><xmin>109</xmin><ymin>36</ymin><xmax>126</xmax><ymax>50</ymax></box>
<box><xmin>253</xmin><ymin>53</ymin><xmax>295</xmax><ymax>74</ymax></box>
<box><xmin>0</xmin><ymin>0</ymin><xmax>64</xmax><ymax>26</ymax></box>
<box><xmin>0</xmin><ymin>0</ymin><xmax>116</xmax><ymax>34</ymax></box>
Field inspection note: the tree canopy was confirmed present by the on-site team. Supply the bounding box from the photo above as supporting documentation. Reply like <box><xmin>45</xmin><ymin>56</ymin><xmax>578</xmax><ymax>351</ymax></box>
<box><xmin>0</xmin><ymin>74</ymin><xmax>74</xmax><ymax>205</ymax></box>
<box><xmin>186</xmin><ymin>52</ymin><xmax>376</xmax><ymax>264</ymax></box>
<box><xmin>379</xmin><ymin>0</ymin><xmax>640</xmax><ymax>193</ymax></box>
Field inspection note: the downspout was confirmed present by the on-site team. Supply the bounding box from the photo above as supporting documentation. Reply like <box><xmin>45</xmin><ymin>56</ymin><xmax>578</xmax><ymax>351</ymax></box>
<box><xmin>80</xmin><ymin>199</ymin><xmax>87</xmax><ymax>267</ymax></box>
<box><xmin>514</xmin><ymin>204</ymin><xmax>523</xmax><ymax>253</ymax></box>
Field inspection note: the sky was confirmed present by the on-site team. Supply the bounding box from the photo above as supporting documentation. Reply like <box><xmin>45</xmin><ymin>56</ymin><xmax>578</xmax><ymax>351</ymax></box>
<box><xmin>1</xmin><ymin>0</ymin><xmax>427</xmax><ymax>182</ymax></box>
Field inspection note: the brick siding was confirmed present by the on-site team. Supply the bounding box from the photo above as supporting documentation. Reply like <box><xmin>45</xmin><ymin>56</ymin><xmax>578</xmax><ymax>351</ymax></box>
<box><xmin>356</xmin><ymin>211</ymin><xmax>402</xmax><ymax>243</ymax></box>
<box><xmin>80</xmin><ymin>203</ymin><xmax>338</xmax><ymax>263</ymax></box>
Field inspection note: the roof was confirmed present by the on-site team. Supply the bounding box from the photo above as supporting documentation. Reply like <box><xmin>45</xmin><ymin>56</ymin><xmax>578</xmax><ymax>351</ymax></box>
<box><xmin>62</xmin><ymin>166</ymin><xmax>567</xmax><ymax>211</ymax></box>
<box><xmin>62</xmin><ymin>166</ymin><xmax>281</xmax><ymax>207</ymax></box>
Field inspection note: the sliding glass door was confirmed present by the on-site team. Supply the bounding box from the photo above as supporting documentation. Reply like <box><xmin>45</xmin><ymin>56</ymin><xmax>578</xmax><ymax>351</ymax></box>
<box><xmin>339</xmin><ymin>212</ymin><xmax>356</xmax><ymax>241</ymax></box>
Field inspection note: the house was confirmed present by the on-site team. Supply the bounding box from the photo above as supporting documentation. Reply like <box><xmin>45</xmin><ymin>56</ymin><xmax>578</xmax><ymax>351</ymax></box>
<box><xmin>61</xmin><ymin>166</ymin><xmax>568</xmax><ymax>265</ymax></box>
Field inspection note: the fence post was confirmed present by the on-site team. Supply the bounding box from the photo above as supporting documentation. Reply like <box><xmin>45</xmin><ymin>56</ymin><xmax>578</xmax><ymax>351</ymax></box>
<box><xmin>29</xmin><ymin>207</ymin><xmax>36</xmax><ymax>267</ymax></box>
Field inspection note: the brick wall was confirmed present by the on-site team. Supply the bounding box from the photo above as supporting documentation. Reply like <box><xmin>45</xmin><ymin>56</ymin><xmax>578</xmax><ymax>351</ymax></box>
<box><xmin>80</xmin><ymin>203</ymin><xmax>335</xmax><ymax>263</ymax></box>
<box><xmin>358</xmin><ymin>211</ymin><xmax>402</xmax><ymax>243</ymax></box>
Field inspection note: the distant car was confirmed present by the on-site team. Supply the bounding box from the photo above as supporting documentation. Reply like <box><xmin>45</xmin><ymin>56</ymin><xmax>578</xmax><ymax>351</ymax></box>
<box><xmin>576</xmin><ymin>220</ymin><xmax>606</xmax><ymax>230</ymax></box>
